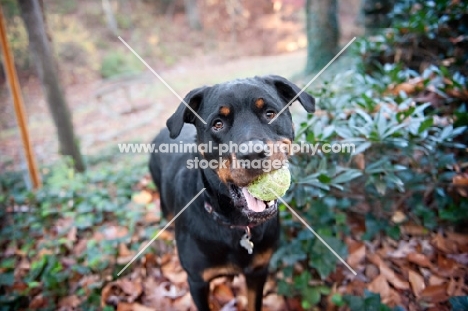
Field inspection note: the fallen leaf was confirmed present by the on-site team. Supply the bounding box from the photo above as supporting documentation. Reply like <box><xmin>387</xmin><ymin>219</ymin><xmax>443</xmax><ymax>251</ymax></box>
<box><xmin>58</xmin><ymin>295</ymin><xmax>81</xmax><ymax>308</ymax></box>
<box><xmin>29</xmin><ymin>295</ymin><xmax>47</xmax><ymax>309</ymax></box>
<box><xmin>386</xmin><ymin>288</ymin><xmax>402</xmax><ymax>307</ymax></box>
<box><xmin>407</xmin><ymin>253</ymin><xmax>432</xmax><ymax>268</ymax></box>
<box><xmin>388</xmin><ymin>82</ymin><xmax>417</xmax><ymax>95</ymax></box>
<box><xmin>446</xmin><ymin>232</ymin><xmax>468</xmax><ymax>251</ymax></box>
<box><xmin>172</xmin><ymin>293</ymin><xmax>194</xmax><ymax>311</ymax></box>
<box><xmin>447</xmin><ymin>278</ymin><xmax>459</xmax><ymax>296</ymax></box>
<box><xmin>420</xmin><ymin>284</ymin><xmax>448</xmax><ymax>303</ymax></box>
<box><xmin>391</xmin><ymin>211</ymin><xmax>407</xmax><ymax>224</ymax></box>
<box><xmin>219</xmin><ymin>298</ymin><xmax>237</xmax><ymax>311</ymax></box>
<box><xmin>12</xmin><ymin>282</ymin><xmax>28</xmax><ymax>291</ymax></box>
<box><xmin>432</xmin><ymin>234</ymin><xmax>458</xmax><ymax>253</ymax></box>
<box><xmin>213</xmin><ymin>283</ymin><xmax>235</xmax><ymax>305</ymax></box>
<box><xmin>263</xmin><ymin>294</ymin><xmax>286</xmax><ymax>311</ymax></box>
<box><xmin>142</xmin><ymin>278</ymin><xmax>173</xmax><ymax>310</ymax></box>
<box><xmin>347</xmin><ymin>243</ymin><xmax>366</xmax><ymax>268</ymax></box>
<box><xmin>368</xmin><ymin>275</ymin><xmax>390</xmax><ymax>301</ymax></box>
<box><xmin>437</xmin><ymin>254</ymin><xmax>460</xmax><ymax>277</ymax></box>
<box><xmin>133</xmin><ymin>191</ymin><xmax>153</xmax><ymax>205</ymax></box>
<box><xmin>144</xmin><ymin>197</ymin><xmax>161</xmax><ymax>224</ymax></box>
<box><xmin>119</xmin><ymin>280</ymin><xmax>143</xmax><ymax>301</ymax></box>
<box><xmin>161</xmin><ymin>258</ymin><xmax>188</xmax><ymax>284</ymax></box>
<box><xmin>159</xmin><ymin>230</ymin><xmax>174</xmax><ymax>241</ymax></box>
<box><xmin>158</xmin><ymin>282</ymin><xmax>187</xmax><ymax>299</ymax></box>
<box><xmin>408</xmin><ymin>270</ymin><xmax>425</xmax><ymax>297</ymax></box>
<box><xmin>447</xmin><ymin>253</ymin><xmax>468</xmax><ymax>265</ymax></box>
<box><xmin>453</xmin><ymin>174</ymin><xmax>468</xmax><ymax>186</ymax></box>
<box><xmin>116</xmin><ymin>302</ymin><xmax>155</xmax><ymax>311</ymax></box>
<box><xmin>73</xmin><ymin>239</ymin><xmax>88</xmax><ymax>255</ymax></box>
<box><xmin>119</xmin><ymin>243</ymin><xmax>134</xmax><ymax>257</ymax></box>
<box><xmin>101</xmin><ymin>282</ymin><xmax>118</xmax><ymax>307</ymax></box>
<box><xmin>401</xmin><ymin>225</ymin><xmax>429</xmax><ymax>236</ymax></box>
<box><xmin>367</xmin><ymin>253</ymin><xmax>383</xmax><ymax>267</ymax></box>
<box><xmin>103</xmin><ymin>226</ymin><xmax>129</xmax><ymax>240</ymax></box>
<box><xmin>365</xmin><ymin>264</ymin><xmax>379</xmax><ymax>280</ymax></box>
<box><xmin>387</xmin><ymin>240</ymin><xmax>417</xmax><ymax>258</ymax></box>
<box><xmin>67</xmin><ymin>226</ymin><xmax>77</xmax><ymax>242</ymax></box>
<box><xmin>353</xmin><ymin>153</ymin><xmax>365</xmax><ymax>170</ymax></box>
<box><xmin>379</xmin><ymin>262</ymin><xmax>409</xmax><ymax>290</ymax></box>
<box><xmin>81</xmin><ymin>274</ymin><xmax>100</xmax><ymax>296</ymax></box>
<box><xmin>429</xmin><ymin>274</ymin><xmax>446</xmax><ymax>286</ymax></box>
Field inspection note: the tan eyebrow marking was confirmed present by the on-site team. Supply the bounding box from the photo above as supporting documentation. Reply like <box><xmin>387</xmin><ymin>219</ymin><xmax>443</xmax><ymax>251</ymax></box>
<box><xmin>220</xmin><ymin>106</ymin><xmax>230</xmax><ymax>116</ymax></box>
<box><xmin>255</xmin><ymin>98</ymin><xmax>264</xmax><ymax>109</ymax></box>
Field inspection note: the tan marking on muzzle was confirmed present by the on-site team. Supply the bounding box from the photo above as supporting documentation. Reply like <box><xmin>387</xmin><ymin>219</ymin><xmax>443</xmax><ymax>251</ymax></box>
<box><xmin>217</xmin><ymin>158</ymin><xmax>232</xmax><ymax>183</ymax></box>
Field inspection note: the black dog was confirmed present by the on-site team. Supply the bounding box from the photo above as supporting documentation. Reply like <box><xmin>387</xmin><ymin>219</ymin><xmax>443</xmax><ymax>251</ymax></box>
<box><xmin>149</xmin><ymin>75</ymin><xmax>315</xmax><ymax>311</ymax></box>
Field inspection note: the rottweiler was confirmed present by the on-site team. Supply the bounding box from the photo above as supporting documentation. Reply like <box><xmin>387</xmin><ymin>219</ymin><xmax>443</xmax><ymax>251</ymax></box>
<box><xmin>149</xmin><ymin>75</ymin><xmax>315</xmax><ymax>311</ymax></box>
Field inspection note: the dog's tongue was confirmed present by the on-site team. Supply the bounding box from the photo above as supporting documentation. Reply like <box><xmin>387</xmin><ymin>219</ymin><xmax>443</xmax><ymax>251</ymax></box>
<box><xmin>241</xmin><ymin>187</ymin><xmax>266</xmax><ymax>212</ymax></box>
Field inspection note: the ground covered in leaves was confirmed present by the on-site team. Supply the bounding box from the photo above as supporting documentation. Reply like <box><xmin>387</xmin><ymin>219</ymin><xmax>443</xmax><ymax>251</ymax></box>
<box><xmin>1</xmin><ymin>167</ymin><xmax>467</xmax><ymax>311</ymax></box>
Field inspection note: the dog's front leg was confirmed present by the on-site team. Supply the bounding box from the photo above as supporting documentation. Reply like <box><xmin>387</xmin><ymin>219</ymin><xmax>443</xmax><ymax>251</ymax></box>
<box><xmin>188</xmin><ymin>277</ymin><xmax>210</xmax><ymax>311</ymax></box>
<box><xmin>245</xmin><ymin>268</ymin><xmax>268</xmax><ymax>311</ymax></box>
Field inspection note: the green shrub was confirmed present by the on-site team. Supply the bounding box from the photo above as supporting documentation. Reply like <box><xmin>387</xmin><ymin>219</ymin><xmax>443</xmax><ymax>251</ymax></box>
<box><xmin>100</xmin><ymin>51</ymin><xmax>143</xmax><ymax>79</ymax></box>
<box><xmin>273</xmin><ymin>65</ymin><xmax>467</xmax><ymax>308</ymax></box>
<box><xmin>0</xmin><ymin>155</ymin><xmax>149</xmax><ymax>310</ymax></box>
<box><xmin>271</xmin><ymin>2</ymin><xmax>468</xmax><ymax>307</ymax></box>
<box><xmin>359</xmin><ymin>0</ymin><xmax>468</xmax><ymax>76</ymax></box>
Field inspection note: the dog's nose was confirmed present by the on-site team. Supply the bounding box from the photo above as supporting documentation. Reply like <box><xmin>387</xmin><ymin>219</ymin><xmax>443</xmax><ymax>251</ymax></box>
<box><xmin>236</xmin><ymin>140</ymin><xmax>268</xmax><ymax>161</ymax></box>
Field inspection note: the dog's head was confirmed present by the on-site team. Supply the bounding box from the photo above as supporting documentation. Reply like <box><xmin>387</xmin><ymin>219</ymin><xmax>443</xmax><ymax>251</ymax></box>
<box><xmin>167</xmin><ymin>75</ymin><xmax>315</xmax><ymax>223</ymax></box>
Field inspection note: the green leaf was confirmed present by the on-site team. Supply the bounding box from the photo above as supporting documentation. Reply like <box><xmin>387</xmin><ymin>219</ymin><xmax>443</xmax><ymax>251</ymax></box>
<box><xmin>0</xmin><ymin>258</ymin><xmax>15</xmax><ymax>269</ymax></box>
<box><xmin>318</xmin><ymin>174</ymin><xmax>332</xmax><ymax>184</ymax></box>
<box><xmin>353</xmin><ymin>141</ymin><xmax>372</xmax><ymax>155</ymax></box>
<box><xmin>0</xmin><ymin>272</ymin><xmax>14</xmax><ymax>286</ymax></box>
<box><xmin>449</xmin><ymin>296</ymin><xmax>468</xmax><ymax>311</ymax></box>
<box><xmin>332</xmin><ymin>169</ymin><xmax>362</xmax><ymax>184</ymax></box>
<box><xmin>302</xmin><ymin>287</ymin><xmax>321</xmax><ymax>307</ymax></box>
<box><xmin>418</xmin><ymin>118</ymin><xmax>433</xmax><ymax>133</ymax></box>
<box><xmin>331</xmin><ymin>293</ymin><xmax>344</xmax><ymax>306</ymax></box>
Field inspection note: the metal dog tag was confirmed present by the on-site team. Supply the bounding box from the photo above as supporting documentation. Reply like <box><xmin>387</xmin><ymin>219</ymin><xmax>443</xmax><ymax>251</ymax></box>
<box><xmin>240</xmin><ymin>227</ymin><xmax>254</xmax><ymax>254</ymax></box>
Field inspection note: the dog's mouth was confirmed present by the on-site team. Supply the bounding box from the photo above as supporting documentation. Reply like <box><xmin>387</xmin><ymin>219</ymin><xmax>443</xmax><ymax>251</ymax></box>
<box><xmin>229</xmin><ymin>184</ymin><xmax>278</xmax><ymax>224</ymax></box>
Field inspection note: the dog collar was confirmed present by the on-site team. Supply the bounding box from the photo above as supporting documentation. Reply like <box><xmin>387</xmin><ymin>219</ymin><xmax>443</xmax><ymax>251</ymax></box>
<box><xmin>204</xmin><ymin>201</ymin><xmax>255</xmax><ymax>229</ymax></box>
<box><xmin>204</xmin><ymin>202</ymin><xmax>254</xmax><ymax>254</ymax></box>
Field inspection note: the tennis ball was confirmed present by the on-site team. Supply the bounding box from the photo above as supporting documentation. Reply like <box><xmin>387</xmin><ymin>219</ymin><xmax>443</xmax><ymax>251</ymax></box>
<box><xmin>247</xmin><ymin>167</ymin><xmax>291</xmax><ymax>201</ymax></box>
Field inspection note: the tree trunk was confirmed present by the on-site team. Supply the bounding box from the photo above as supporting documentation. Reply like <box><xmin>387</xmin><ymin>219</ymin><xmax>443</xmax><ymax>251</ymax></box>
<box><xmin>18</xmin><ymin>0</ymin><xmax>85</xmax><ymax>172</ymax></box>
<box><xmin>305</xmin><ymin>0</ymin><xmax>339</xmax><ymax>75</ymax></box>
<box><xmin>183</xmin><ymin>0</ymin><xmax>202</xmax><ymax>30</ymax></box>
<box><xmin>102</xmin><ymin>0</ymin><xmax>119</xmax><ymax>36</ymax></box>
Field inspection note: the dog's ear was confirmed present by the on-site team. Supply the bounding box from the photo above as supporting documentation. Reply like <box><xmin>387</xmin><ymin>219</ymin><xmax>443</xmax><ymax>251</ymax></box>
<box><xmin>166</xmin><ymin>86</ymin><xmax>209</xmax><ymax>139</ymax></box>
<box><xmin>262</xmin><ymin>75</ymin><xmax>315</xmax><ymax>113</ymax></box>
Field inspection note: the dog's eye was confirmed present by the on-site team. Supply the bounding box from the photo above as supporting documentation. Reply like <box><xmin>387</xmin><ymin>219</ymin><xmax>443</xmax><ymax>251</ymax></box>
<box><xmin>265</xmin><ymin>110</ymin><xmax>277</xmax><ymax>119</ymax></box>
<box><xmin>212</xmin><ymin>120</ymin><xmax>224</xmax><ymax>131</ymax></box>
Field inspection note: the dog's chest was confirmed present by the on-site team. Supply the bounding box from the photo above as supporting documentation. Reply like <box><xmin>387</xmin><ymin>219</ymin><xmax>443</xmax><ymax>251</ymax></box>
<box><xmin>200</xmin><ymin>248</ymin><xmax>274</xmax><ymax>282</ymax></box>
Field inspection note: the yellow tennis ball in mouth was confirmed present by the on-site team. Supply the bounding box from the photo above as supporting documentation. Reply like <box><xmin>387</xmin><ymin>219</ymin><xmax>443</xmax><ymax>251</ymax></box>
<box><xmin>247</xmin><ymin>167</ymin><xmax>291</xmax><ymax>201</ymax></box>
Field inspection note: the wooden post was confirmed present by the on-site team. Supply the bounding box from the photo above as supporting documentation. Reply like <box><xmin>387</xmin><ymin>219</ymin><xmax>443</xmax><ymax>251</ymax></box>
<box><xmin>0</xmin><ymin>6</ymin><xmax>41</xmax><ymax>189</ymax></box>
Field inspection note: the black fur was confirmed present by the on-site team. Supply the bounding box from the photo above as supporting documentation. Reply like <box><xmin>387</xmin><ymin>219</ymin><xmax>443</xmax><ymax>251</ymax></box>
<box><xmin>149</xmin><ymin>75</ymin><xmax>314</xmax><ymax>311</ymax></box>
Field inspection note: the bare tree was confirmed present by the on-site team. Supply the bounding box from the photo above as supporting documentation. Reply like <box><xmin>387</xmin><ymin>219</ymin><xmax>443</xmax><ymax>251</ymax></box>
<box><xmin>18</xmin><ymin>0</ymin><xmax>85</xmax><ymax>172</ymax></box>
<box><xmin>183</xmin><ymin>0</ymin><xmax>202</xmax><ymax>30</ymax></box>
<box><xmin>102</xmin><ymin>0</ymin><xmax>119</xmax><ymax>36</ymax></box>
<box><xmin>305</xmin><ymin>0</ymin><xmax>339</xmax><ymax>75</ymax></box>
